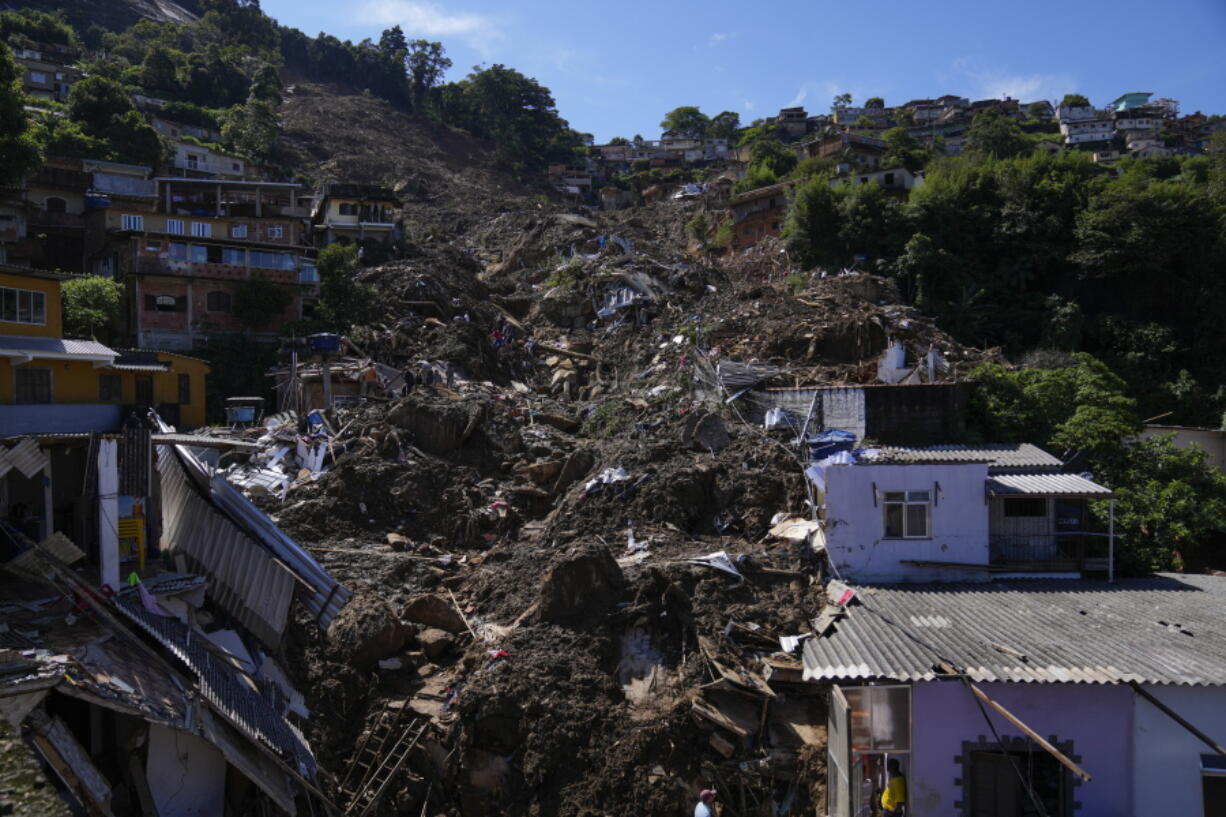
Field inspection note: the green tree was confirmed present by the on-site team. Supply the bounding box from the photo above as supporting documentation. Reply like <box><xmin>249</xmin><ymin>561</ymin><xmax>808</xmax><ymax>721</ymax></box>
<box><xmin>864</xmin><ymin>96</ymin><xmax>884</xmax><ymax>109</ymax></box>
<box><xmin>731</xmin><ymin>164</ymin><xmax>778</xmax><ymax>195</ymax></box>
<box><xmin>707</xmin><ymin>110</ymin><xmax>741</xmax><ymax>139</ymax></box>
<box><xmin>749</xmin><ymin>138</ymin><xmax>797</xmax><ymax>177</ymax></box>
<box><xmin>61</xmin><ymin>276</ymin><xmax>122</xmax><ymax>342</ymax></box>
<box><xmin>607</xmin><ymin>136</ymin><xmax>629</xmax><ymax>145</ymax></box>
<box><xmin>1059</xmin><ymin>93</ymin><xmax>1090</xmax><ymax>108</ymax></box>
<box><xmin>406</xmin><ymin>40</ymin><xmax>451</xmax><ymax>112</ymax></box>
<box><xmin>854</xmin><ymin>115</ymin><xmax>875</xmax><ymax>129</ymax></box>
<box><xmin>967</xmin><ymin>353</ymin><xmax>1139</xmax><ymax>458</ymax></box>
<box><xmin>1025</xmin><ymin>101</ymin><xmax>1050</xmax><ymax>121</ymax></box>
<box><xmin>66</xmin><ymin>76</ymin><xmax>163</xmax><ymax>166</ymax></box>
<box><xmin>832</xmin><ymin>93</ymin><xmax>852</xmax><ymax>111</ymax></box>
<box><xmin>783</xmin><ymin>177</ymin><xmax>843</xmax><ymax>269</ymax></box>
<box><xmin>659</xmin><ymin>105</ymin><xmax>710</xmax><ymax>138</ymax></box>
<box><xmin>1092</xmin><ymin>436</ymin><xmax>1226</xmax><ymax>574</ymax></box>
<box><xmin>0</xmin><ymin>42</ymin><xmax>41</xmax><ymax>184</ymax></box>
<box><xmin>232</xmin><ymin>274</ymin><xmax>292</xmax><ymax>330</ymax></box>
<box><xmin>882</xmin><ymin>126</ymin><xmax>929</xmax><ymax>172</ymax></box>
<box><xmin>965</xmin><ymin>110</ymin><xmax>1031</xmax><ymax>159</ymax></box>
<box><xmin>140</xmin><ymin>45</ymin><xmax>182</xmax><ymax>95</ymax></box>
<box><xmin>315</xmin><ymin>244</ymin><xmax>380</xmax><ymax>329</ymax></box>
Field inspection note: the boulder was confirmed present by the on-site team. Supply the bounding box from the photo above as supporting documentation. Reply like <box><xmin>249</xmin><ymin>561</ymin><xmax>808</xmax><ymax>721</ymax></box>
<box><xmin>418</xmin><ymin>627</ymin><xmax>456</xmax><ymax>660</ymax></box>
<box><xmin>683</xmin><ymin>410</ymin><xmax>731</xmax><ymax>452</ymax></box>
<box><xmin>536</xmin><ymin>545</ymin><xmax>626</xmax><ymax>626</ymax></box>
<box><xmin>402</xmin><ymin>593</ymin><xmax>467</xmax><ymax>634</ymax></box>
<box><xmin>552</xmin><ymin>449</ymin><xmax>594</xmax><ymax>494</ymax></box>
<box><xmin>327</xmin><ymin>595</ymin><xmax>410</xmax><ymax>669</ymax></box>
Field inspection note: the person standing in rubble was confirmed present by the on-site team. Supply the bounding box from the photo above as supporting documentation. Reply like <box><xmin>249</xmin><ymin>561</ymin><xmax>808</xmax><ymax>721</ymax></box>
<box><xmin>881</xmin><ymin>758</ymin><xmax>907</xmax><ymax>816</ymax></box>
<box><xmin>694</xmin><ymin>789</ymin><xmax>717</xmax><ymax>817</ymax></box>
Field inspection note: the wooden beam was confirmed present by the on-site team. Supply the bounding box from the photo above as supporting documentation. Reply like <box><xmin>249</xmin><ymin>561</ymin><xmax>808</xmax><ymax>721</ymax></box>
<box><xmin>966</xmin><ymin>683</ymin><xmax>1092</xmax><ymax>781</ymax></box>
<box><xmin>1129</xmin><ymin>681</ymin><xmax>1226</xmax><ymax>758</ymax></box>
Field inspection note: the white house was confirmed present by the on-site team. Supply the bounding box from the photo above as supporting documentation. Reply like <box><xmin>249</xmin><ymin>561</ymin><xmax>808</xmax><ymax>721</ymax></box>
<box><xmin>804</xmin><ymin>573</ymin><xmax>1226</xmax><ymax>817</ymax></box>
<box><xmin>811</xmin><ymin>444</ymin><xmax>1113</xmax><ymax>583</ymax></box>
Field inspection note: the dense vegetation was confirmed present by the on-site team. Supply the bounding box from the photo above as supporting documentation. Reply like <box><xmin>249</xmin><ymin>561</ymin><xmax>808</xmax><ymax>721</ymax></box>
<box><xmin>2</xmin><ymin>1</ymin><xmax>586</xmax><ymax>174</ymax></box>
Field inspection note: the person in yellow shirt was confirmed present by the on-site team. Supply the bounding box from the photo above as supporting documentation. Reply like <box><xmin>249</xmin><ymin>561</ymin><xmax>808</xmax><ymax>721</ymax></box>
<box><xmin>881</xmin><ymin>758</ymin><xmax>907</xmax><ymax>816</ymax></box>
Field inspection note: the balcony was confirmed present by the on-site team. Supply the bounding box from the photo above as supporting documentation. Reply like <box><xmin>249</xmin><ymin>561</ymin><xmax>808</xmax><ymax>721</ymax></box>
<box><xmin>989</xmin><ymin>533</ymin><xmax>1109</xmax><ymax>573</ymax></box>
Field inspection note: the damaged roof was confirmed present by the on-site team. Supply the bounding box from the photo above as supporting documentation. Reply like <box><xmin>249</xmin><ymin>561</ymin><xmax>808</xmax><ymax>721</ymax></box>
<box><xmin>802</xmin><ymin>574</ymin><xmax>1226</xmax><ymax>686</ymax></box>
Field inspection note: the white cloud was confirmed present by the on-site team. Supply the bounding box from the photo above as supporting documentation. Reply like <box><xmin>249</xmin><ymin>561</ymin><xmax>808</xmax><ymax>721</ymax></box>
<box><xmin>360</xmin><ymin>1</ymin><xmax>503</xmax><ymax>55</ymax></box>
<box><xmin>743</xmin><ymin>100</ymin><xmax>755</xmax><ymax>111</ymax></box>
<box><xmin>709</xmin><ymin>32</ymin><xmax>733</xmax><ymax>47</ymax></box>
<box><xmin>950</xmin><ymin>57</ymin><xmax>1075</xmax><ymax>102</ymax></box>
<box><xmin>787</xmin><ymin>85</ymin><xmax>807</xmax><ymax>107</ymax></box>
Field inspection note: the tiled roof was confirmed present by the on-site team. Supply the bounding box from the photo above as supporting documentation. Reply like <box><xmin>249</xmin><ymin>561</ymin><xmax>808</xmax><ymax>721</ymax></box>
<box><xmin>803</xmin><ymin>574</ymin><xmax>1226</xmax><ymax>686</ymax></box>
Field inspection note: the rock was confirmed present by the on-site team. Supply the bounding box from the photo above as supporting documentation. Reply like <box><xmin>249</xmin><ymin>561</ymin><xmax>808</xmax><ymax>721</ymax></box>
<box><xmin>378</xmin><ymin>657</ymin><xmax>403</xmax><ymax>670</ymax></box>
<box><xmin>386</xmin><ymin>532</ymin><xmax>409</xmax><ymax>551</ymax></box>
<box><xmin>683</xmin><ymin>410</ymin><xmax>731</xmax><ymax>452</ymax></box>
<box><xmin>534</xmin><ymin>413</ymin><xmax>580</xmax><ymax>433</ymax></box>
<box><xmin>418</xmin><ymin>627</ymin><xmax>456</xmax><ymax>660</ymax></box>
<box><xmin>516</xmin><ymin>460</ymin><xmax>564</xmax><ymax>486</ymax></box>
<box><xmin>387</xmin><ymin>395</ymin><xmax>479</xmax><ymax>455</ymax></box>
<box><xmin>538</xmin><ymin>288</ymin><xmax>591</xmax><ymax>327</ymax></box>
<box><xmin>552</xmin><ymin>449</ymin><xmax>595</xmax><ymax>494</ymax></box>
<box><xmin>536</xmin><ymin>545</ymin><xmax>626</xmax><ymax>626</ymax></box>
<box><xmin>402</xmin><ymin>593</ymin><xmax>467</xmax><ymax>634</ymax></box>
<box><xmin>327</xmin><ymin>595</ymin><xmax>410</xmax><ymax>669</ymax></box>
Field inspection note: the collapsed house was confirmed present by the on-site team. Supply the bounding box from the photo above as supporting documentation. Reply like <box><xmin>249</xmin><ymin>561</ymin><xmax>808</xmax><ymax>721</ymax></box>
<box><xmin>0</xmin><ymin>420</ymin><xmax>351</xmax><ymax>816</ymax></box>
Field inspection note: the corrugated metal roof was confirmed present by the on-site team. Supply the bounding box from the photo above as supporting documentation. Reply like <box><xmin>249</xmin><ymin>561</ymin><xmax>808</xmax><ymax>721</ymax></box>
<box><xmin>151</xmin><ymin>433</ymin><xmax>261</xmax><ymax>451</ymax></box>
<box><xmin>988</xmin><ymin>473</ymin><xmax>1113</xmax><ymax>497</ymax></box>
<box><xmin>0</xmin><ymin>437</ymin><xmax>48</xmax><ymax>478</ymax></box>
<box><xmin>803</xmin><ymin>575</ymin><xmax>1226</xmax><ymax>686</ymax></box>
<box><xmin>873</xmin><ymin>443</ymin><xmax>1062</xmax><ymax>470</ymax></box>
<box><xmin>0</xmin><ymin>335</ymin><xmax>116</xmax><ymax>359</ymax></box>
<box><xmin>157</xmin><ymin>445</ymin><xmax>295</xmax><ymax>647</ymax></box>
<box><xmin>108</xmin><ymin>363</ymin><xmax>169</xmax><ymax>372</ymax></box>
<box><xmin>154</xmin><ymin>413</ymin><xmax>350</xmax><ymax>631</ymax></box>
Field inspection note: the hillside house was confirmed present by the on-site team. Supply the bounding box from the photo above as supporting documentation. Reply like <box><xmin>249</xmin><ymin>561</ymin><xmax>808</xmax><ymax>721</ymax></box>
<box><xmin>12</xmin><ymin>45</ymin><xmax>81</xmax><ymax>102</ymax></box>
<box><xmin>729</xmin><ymin>181</ymin><xmax>791</xmax><ymax>250</ymax></box>
<box><xmin>310</xmin><ymin>183</ymin><xmax>401</xmax><ymax>248</ymax></box>
<box><xmin>767</xmin><ymin>106</ymin><xmax>810</xmax><ymax>138</ymax></box>
<box><xmin>797</xmin><ymin>133</ymin><xmax>887</xmax><ymax>171</ymax></box>
<box><xmin>167</xmin><ymin>141</ymin><xmax>248</xmax><ymax>180</ymax></box>
<box><xmin>806</xmin><ymin>574</ymin><xmax>1226</xmax><ymax>817</ymax></box>
<box><xmin>833</xmin><ymin>166</ymin><xmax>922</xmax><ymax>193</ymax></box>
<box><xmin>149</xmin><ymin>115</ymin><xmax>222</xmax><ymax>144</ymax></box>
<box><xmin>1140</xmin><ymin>425</ymin><xmax>1226</xmax><ymax>472</ymax></box>
<box><xmin>810</xmin><ymin>443</ymin><xmax>1114</xmax><ymax>584</ymax></box>
<box><xmin>90</xmin><ymin>177</ymin><xmax>316</xmax><ymax>349</ymax></box>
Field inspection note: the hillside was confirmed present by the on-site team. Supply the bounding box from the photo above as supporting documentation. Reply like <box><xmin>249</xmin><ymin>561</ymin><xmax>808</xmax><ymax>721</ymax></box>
<box><xmin>21</xmin><ymin>0</ymin><xmax>197</xmax><ymax>31</ymax></box>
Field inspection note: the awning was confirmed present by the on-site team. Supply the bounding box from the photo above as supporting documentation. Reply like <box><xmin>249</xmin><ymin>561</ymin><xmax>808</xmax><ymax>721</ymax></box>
<box><xmin>0</xmin><ymin>336</ymin><xmax>116</xmax><ymax>366</ymax></box>
<box><xmin>987</xmin><ymin>472</ymin><xmax>1113</xmax><ymax>498</ymax></box>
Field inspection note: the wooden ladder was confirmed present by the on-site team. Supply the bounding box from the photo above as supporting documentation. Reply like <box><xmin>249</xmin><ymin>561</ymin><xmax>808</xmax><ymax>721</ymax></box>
<box><xmin>339</xmin><ymin>703</ymin><xmax>428</xmax><ymax>816</ymax></box>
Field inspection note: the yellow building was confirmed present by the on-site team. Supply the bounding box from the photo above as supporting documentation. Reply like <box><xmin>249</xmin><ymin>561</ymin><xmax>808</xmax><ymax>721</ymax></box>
<box><xmin>0</xmin><ymin>263</ymin><xmax>210</xmax><ymax>433</ymax></box>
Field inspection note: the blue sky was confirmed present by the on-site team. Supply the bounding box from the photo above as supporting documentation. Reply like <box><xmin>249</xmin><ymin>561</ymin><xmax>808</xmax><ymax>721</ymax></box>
<box><xmin>260</xmin><ymin>0</ymin><xmax>1226</xmax><ymax>142</ymax></box>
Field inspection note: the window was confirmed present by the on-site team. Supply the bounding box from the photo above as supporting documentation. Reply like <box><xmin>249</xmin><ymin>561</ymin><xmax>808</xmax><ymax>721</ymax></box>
<box><xmin>207</xmin><ymin>291</ymin><xmax>232</xmax><ymax>312</ymax></box>
<box><xmin>1003</xmin><ymin>497</ymin><xmax>1048</xmax><ymax>517</ymax></box>
<box><xmin>166</xmin><ymin>218</ymin><xmax>185</xmax><ymax>235</ymax></box>
<box><xmin>250</xmin><ymin>250</ymin><xmax>293</xmax><ymax>270</ymax></box>
<box><xmin>968</xmin><ymin>749</ymin><xmax>1067</xmax><ymax>817</ymax></box>
<box><xmin>15</xmin><ymin>368</ymin><xmax>52</xmax><ymax>404</ymax></box>
<box><xmin>266</xmin><ymin>224</ymin><xmax>284</xmax><ymax>240</ymax></box>
<box><xmin>186</xmin><ymin>153</ymin><xmax>201</xmax><ymax>169</ymax></box>
<box><xmin>99</xmin><ymin>374</ymin><xmax>122</xmax><ymax>401</ymax></box>
<box><xmin>222</xmin><ymin>247</ymin><xmax>245</xmax><ymax>266</ymax></box>
<box><xmin>338</xmin><ymin>202</ymin><xmax>357</xmax><ymax>216</ymax></box>
<box><xmin>230</xmin><ymin>224</ymin><xmax>248</xmax><ymax>238</ymax></box>
<box><xmin>144</xmin><ymin>294</ymin><xmax>186</xmax><ymax>312</ymax></box>
<box><xmin>121</xmin><ymin>213</ymin><xmax>144</xmax><ymax>230</ymax></box>
<box><xmin>190</xmin><ymin>221</ymin><xmax>212</xmax><ymax>238</ymax></box>
<box><xmin>178</xmin><ymin>373</ymin><xmax>191</xmax><ymax>404</ymax></box>
<box><xmin>168</xmin><ymin>241</ymin><xmax>188</xmax><ymax>260</ymax></box>
<box><xmin>231</xmin><ymin>162</ymin><xmax>240</xmax><ymax>171</ymax></box>
<box><xmin>883</xmin><ymin>490</ymin><xmax>930</xmax><ymax>538</ymax></box>
<box><xmin>29</xmin><ymin>71</ymin><xmax>46</xmax><ymax>83</ymax></box>
<box><xmin>1</xmin><ymin>287</ymin><xmax>47</xmax><ymax>325</ymax></box>
<box><xmin>1202</xmin><ymin>755</ymin><xmax>1226</xmax><ymax>817</ymax></box>
<box><xmin>44</xmin><ymin>197</ymin><xmax>66</xmax><ymax>213</ymax></box>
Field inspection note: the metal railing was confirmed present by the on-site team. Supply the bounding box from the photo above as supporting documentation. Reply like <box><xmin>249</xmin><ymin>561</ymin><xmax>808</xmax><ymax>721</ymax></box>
<box><xmin>989</xmin><ymin>533</ymin><xmax>1108</xmax><ymax>566</ymax></box>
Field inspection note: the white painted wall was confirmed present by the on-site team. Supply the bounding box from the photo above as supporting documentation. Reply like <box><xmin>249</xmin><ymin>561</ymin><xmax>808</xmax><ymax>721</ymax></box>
<box><xmin>1133</xmin><ymin>684</ymin><xmax>1226</xmax><ymax>817</ymax></box>
<box><xmin>824</xmin><ymin>462</ymin><xmax>990</xmax><ymax>583</ymax></box>
<box><xmin>146</xmin><ymin>724</ymin><xmax>226</xmax><ymax>817</ymax></box>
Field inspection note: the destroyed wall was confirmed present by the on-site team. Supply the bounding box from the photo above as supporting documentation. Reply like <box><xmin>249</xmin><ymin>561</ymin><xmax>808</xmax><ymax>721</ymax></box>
<box><xmin>755</xmin><ymin>383</ymin><xmax>972</xmax><ymax>445</ymax></box>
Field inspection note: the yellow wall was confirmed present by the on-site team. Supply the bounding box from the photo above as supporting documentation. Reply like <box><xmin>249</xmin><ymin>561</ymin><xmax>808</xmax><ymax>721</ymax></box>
<box><xmin>0</xmin><ymin>353</ymin><xmax>208</xmax><ymax>428</ymax></box>
<box><xmin>0</xmin><ymin>358</ymin><xmax>104</xmax><ymax>403</ymax></box>
<box><xmin>0</xmin><ymin>270</ymin><xmax>63</xmax><ymax>337</ymax></box>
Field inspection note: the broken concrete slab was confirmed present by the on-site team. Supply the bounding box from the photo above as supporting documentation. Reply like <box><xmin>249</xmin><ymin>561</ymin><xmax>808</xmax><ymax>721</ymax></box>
<box><xmin>402</xmin><ymin>594</ymin><xmax>468</xmax><ymax>634</ymax></box>
<box><xmin>682</xmin><ymin>410</ymin><xmax>731</xmax><ymax>452</ymax></box>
